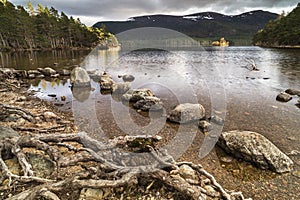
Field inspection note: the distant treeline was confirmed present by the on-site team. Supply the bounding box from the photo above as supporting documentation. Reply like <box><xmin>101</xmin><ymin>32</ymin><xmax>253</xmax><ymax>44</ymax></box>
<box><xmin>0</xmin><ymin>0</ymin><xmax>115</xmax><ymax>51</ymax></box>
<box><xmin>253</xmin><ymin>3</ymin><xmax>300</xmax><ymax>47</ymax></box>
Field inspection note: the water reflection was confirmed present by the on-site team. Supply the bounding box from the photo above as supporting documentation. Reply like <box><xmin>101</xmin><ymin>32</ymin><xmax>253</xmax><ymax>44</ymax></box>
<box><xmin>0</xmin><ymin>50</ymin><xmax>90</xmax><ymax>70</ymax></box>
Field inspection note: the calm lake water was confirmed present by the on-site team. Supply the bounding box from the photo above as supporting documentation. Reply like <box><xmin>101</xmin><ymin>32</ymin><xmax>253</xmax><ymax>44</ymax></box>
<box><xmin>4</xmin><ymin>47</ymin><xmax>300</xmax><ymax>199</ymax></box>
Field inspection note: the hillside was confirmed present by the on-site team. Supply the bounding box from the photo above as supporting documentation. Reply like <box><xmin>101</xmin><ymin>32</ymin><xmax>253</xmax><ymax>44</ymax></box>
<box><xmin>0</xmin><ymin>0</ymin><xmax>113</xmax><ymax>51</ymax></box>
<box><xmin>93</xmin><ymin>10</ymin><xmax>278</xmax><ymax>45</ymax></box>
<box><xmin>253</xmin><ymin>3</ymin><xmax>300</xmax><ymax>47</ymax></box>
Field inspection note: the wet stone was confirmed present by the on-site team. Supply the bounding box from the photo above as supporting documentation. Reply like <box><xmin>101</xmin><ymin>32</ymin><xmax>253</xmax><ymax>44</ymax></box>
<box><xmin>276</xmin><ymin>92</ymin><xmax>292</xmax><ymax>102</ymax></box>
<box><xmin>285</xmin><ymin>88</ymin><xmax>300</xmax><ymax>96</ymax></box>
<box><xmin>122</xmin><ymin>74</ymin><xmax>135</xmax><ymax>82</ymax></box>
<box><xmin>199</xmin><ymin>120</ymin><xmax>212</xmax><ymax>132</ymax></box>
<box><xmin>209</xmin><ymin>115</ymin><xmax>224</xmax><ymax>125</ymax></box>
<box><xmin>133</xmin><ymin>96</ymin><xmax>163</xmax><ymax>111</ymax></box>
<box><xmin>168</xmin><ymin>103</ymin><xmax>205</xmax><ymax>123</ymax></box>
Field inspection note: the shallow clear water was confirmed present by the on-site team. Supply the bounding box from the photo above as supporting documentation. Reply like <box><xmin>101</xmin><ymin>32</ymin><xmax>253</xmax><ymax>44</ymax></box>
<box><xmin>25</xmin><ymin>46</ymin><xmax>300</xmax><ymax>199</ymax></box>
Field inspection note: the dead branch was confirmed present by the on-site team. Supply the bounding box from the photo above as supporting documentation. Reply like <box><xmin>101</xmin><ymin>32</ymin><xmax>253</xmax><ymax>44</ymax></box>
<box><xmin>244</xmin><ymin>58</ymin><xmax>259</xmax><ymax>71</ymax></box>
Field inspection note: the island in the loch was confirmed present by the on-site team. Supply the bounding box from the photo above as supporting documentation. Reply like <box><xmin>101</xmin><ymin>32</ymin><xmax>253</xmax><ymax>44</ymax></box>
<box><xmin>212</xmin><ymin>37</ymin><xmax>230</xmax><ymax>46</ymax></box>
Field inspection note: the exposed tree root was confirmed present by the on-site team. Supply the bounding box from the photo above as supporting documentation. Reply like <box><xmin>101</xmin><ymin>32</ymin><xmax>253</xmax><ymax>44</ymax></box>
<box><xmin>0</xmin><ymin>104</ymin><xmax>36</xmax><ymax>123</ymax></box>
<box><xmin>0</xmin><ymin>132</ymin><xmax>251</xmax><ymax>200</ymax></box>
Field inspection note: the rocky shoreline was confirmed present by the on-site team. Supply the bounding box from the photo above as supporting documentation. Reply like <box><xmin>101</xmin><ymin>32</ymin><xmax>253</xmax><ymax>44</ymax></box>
<box><xmin>0</xmin><ymin>69</ymin><xmax>254</xmax><ymax>199</ymax></box>
<box><xmin>1</xmin><ymin>66</ymin><xmax>298</xmax><ymax>199</ymax></box>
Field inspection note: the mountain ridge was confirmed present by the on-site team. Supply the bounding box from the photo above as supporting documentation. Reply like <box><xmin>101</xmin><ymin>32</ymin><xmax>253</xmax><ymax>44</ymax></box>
<box><xmin>93</xmin><ymin>10</ymin><xmax>279</xmax><ymax>45</ymax></box>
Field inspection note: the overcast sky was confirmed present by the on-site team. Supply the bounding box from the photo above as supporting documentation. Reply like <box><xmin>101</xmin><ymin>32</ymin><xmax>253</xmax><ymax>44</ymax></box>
<box><xmin>9</xmin><ymin>0</ymin><xmax>299</xmax><ymax>26</ymax></box>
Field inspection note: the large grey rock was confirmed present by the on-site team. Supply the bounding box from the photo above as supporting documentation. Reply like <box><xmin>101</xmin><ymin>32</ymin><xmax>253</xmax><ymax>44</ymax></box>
<box><xmin>70</xmin><ymin>67</ymin><xmax>91</xmax><ymax>87</ymax></box>
<box><xmin>168</xmin><ymin>103</ymin><xmax>205</xmax><ymax>123</ymax></box>
<box><xmin>218</xmin><ymin>130</ymin><xmax>294</xmax><ymax>173</ymax></box>
<box><xmin>37</xmin><ymin>67</ymin><xmax>56</xmax><ymax>76</ymax></box>
<box><xmin>0</xmin><ymin>126</ymin><xmax>19</xmax><ymax>140</ymax></box>
<box><xmin>111</xmin><ymin>82</ymin><xmax>131</xmax><ymax>94</ymax></box>
<box><xmin>133</xmin><ymin>96</ymin><xmax>163</xmax><ymax>111</ymax></box>
<box><xmin>100</xmin><ymin>72</ymin><xmax>115</xmax><ymax>90</ymax></box>
<box><xmin>276</xmin><ymin>92</ymin><xmax>292</xmax><ymax>102</ymax></box>
<box><xmin>122</xmin><ymin>88</ymin><xmax>155</xmax><ymax>102</ymax></box>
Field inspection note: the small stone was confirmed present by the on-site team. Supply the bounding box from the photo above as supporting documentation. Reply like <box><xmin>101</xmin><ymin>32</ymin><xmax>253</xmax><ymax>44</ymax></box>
<box><xmin>28</xmin><ymin>74</ymin><xmax>36</xmax><ymax>79</ymax></box>
<box><xmin>16</xmin><ymin>118</ymin><xmax>26</xmax><ymax>126</ymax></box>
<box><xmin>51</xmin><ymin>74</ymin><xmax>60</xmax><ymax>78</ymax></box>
<box><xmin>285</xmin><ymin>88</ymin><xmax>300</xmax><ymax>96</ymax></box>
<box><xmin>100</xmin><ymin>72</ymin><xmax>115</xmax><ymax>90</ymax></box>
<box><xmin>199</xmin><ymin>120</ymin><xmax>212</xmax><ymax>132</ymax></box>
<box><xmin>122</xmin><ymin>74</ymin><xmax>135</xmax><ymax>82</ymax></box>
<box><xmin>276</xmin><ymin>92</ymin><xmax>292</xmax><ymax>102</ymax></box>
<box><xmin>220</xmin><ymin>156</ymin><xmax>233</xmax><ymax>163</ymax></box>
<box><xmin>17</xmin><ymin>96</ymin><xmax>27</xmax><ymax>101</ymax></box>
<box><xmin>44</xmin><ymin>111</ymin><xmax>57</xmax><ymax>120</ymax></box>
<box><xmin>209</xmin><ymin>115</ymin><xmax>224</xmax><ymax>125</ymax></box>
<box><xmin>37</xmin><ymin>67</ymin><xmax>56</xmax><ymax>76</ymax></box>
<box><xmin>179</xmin><ymin>164</ymin><xmax>197</xmax><ymax>180</ymax></box>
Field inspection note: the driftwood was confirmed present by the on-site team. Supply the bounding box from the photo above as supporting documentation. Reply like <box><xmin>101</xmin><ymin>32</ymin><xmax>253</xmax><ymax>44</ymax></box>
<box><xmin>0</xmin><ymin>132</ymin><xmax>251</xmax><ymax>200</ymax></box>
<box><xmin>244</xmin><ymin>58</ymin><xmax>259</xmax><ymax>71</ymax></box>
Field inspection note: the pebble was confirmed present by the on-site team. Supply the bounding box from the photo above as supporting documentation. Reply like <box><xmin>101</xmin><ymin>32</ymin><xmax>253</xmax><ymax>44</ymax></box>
<box><xmin>44</xmin><ymin>111</ymin><xmax>57</xmax><ymax>120</ymax></box>
<box><xmin>220</xmin><ymin>156</ymin><xmax>233</xmax><ymax>163</ymax></box>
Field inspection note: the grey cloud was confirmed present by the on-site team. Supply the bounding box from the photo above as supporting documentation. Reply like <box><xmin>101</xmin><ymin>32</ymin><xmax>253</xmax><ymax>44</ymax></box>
<box><xmin>9</xmin><ymin>0</ymin><xmax>299</xmax><ymax>23</ymax></box>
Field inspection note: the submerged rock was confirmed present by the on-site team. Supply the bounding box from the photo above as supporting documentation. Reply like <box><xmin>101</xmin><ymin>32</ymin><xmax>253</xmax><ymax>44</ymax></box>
<box><xmin>285</xmin><ymin>88</ymin><xmax>300</xmax><ymax>96</ymax></box>
<box><xmin>37</xmin><ymin>67</ymin><xmax>56</xmax><ymax>76</ymax></box>
<box><xmin>133</xmin><ymin>96</ymin><xmax>163</xmax><ymax>111</ymax></box>
<box><xmin>122</xmin><ymin>88</ymin><xmax>155</xmax><ymax>102</ymax></box>
<box><xmin>218</xmin><ymin>130</ymin><xmax>294</xmax><ymax>173</ymax></box>
<box><xmin>276</xmin><ymin>92</ymin><xmax>292</xmax><ymax>102</ymax></box>
<box><xmin>111</xmin><ymin>82</ymin><xmax>131</xmax><ymax>94</ymax></box>
<box><xmin>122</xmin><ymin>74</ymin><xmax>135</xmax><ymax>82</ymax></box>
<box><xmin>70</xmin><ymin>67</ymin><xmax>91</xmax><ymax>87</ymax></box>
<box><xmin>168</xmin><ymin>103</ymin><xmax>205</xmax><ymax>123</ymax></box>
<box><xmin>209</xmin><ymin>115</ymin><xmax>224</xmax><ymax>125</ymax></box>
<box><xmin>100</xmin><ymin>72</ymin><xmax>115</xmax><ymax>90</ymax></box>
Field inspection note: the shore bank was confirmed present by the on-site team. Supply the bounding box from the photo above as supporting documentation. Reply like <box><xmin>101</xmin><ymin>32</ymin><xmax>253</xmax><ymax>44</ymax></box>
<box><xmin>0</xmin><ymin>71</ymin><xmax>250</xmax><ymax>200</ymax></box>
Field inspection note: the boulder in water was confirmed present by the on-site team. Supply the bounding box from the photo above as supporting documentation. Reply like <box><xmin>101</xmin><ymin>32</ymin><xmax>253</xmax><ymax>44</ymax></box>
<box><xmin>218</xmin><ymin>130</ymin><xmax>294</xmax><ymax>173</ymax></box>
<box><xmin>168</xmin><ymin>103</ymin><xmax>205</xmax><ymax>123</ymax></box>
<box><xmin>70</xmin><ymin>67</ymin><xmax>91</xmax><ymax>87</ymax></box>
